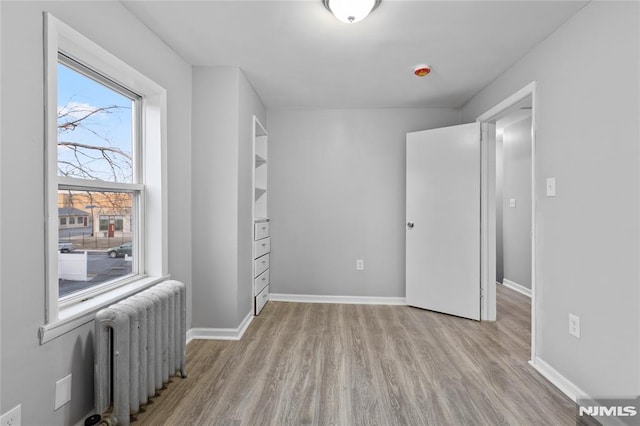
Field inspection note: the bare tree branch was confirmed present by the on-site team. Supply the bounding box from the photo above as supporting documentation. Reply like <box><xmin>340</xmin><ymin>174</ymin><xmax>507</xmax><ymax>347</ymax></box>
<box><xmin>57</xmin><ymin>141</ymin><xmax>132</xmax><ymax>160</ymax></box>
<box><xmin>57</xmin><ymin>102</ymin><xmax>132</xmax><ymax>183</ymax></box>
<box><xmin>57</xmin><ymin>105</ymin><xmax>122</xmax><ymax>133</ymax></box>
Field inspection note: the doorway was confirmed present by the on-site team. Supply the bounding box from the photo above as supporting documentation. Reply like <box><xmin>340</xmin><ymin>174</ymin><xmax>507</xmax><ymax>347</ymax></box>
<box><xmin>496</xmin><ymin>102</ymin><xmax>532</xmax><ymax>297</ymax></box>
<box><xmin>477</xmin><ymin>82</ymin><xmax>537</xmax><ymax>362</ymax></box>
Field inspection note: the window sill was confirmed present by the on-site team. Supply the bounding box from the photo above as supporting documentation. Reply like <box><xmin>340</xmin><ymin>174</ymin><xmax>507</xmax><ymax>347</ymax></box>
<box><xmin>39</xmin><ymin>275</ymin><xmax>169</xmax><ymax>344</ymax></box>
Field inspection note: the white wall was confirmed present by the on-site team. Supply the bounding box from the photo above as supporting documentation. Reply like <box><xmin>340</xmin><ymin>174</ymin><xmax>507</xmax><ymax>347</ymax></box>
<box><xmin>191</xmin><ymin>67</ymin><xmax>266</xmax><ymax>329</ymax></box>
<box><xmin>496</xmin><ymin>133</ymin><xmax>504</xmax><ymax>283</ymax></box>
<box><xmin>462</xmin><ymin>1</ymin><xmax>639</xmax><ymax>398</ymax></box>
<box><xmin>502</xmin><ymin>116</ymin><xmax>532</xmax><ymax>289</ymax></box>
<box><xmin>267</xmin><ymin>108</ymin><xmax>460</xmax><ymax>298</ymax></box>
<box><xmin>0</xmin><ymin>2</ymin><xmax>192</xmax><ymax>425</ymax></box>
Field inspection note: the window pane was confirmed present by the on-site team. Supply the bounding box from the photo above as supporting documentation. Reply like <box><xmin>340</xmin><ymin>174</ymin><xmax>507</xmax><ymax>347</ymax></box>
<box><xmin>99</xmin><ymin>216</ymin><xmax>109</xmax><ymax>231</ymax></box>
<box><xmin>58</xmin><ymin>189</ymin><xmax>135</xmax><ymax>299</ymax></box>
<box><xmin>57</xmin><ymin>62</ymin><xmax>134</xmax><ymax>183</ymax></box>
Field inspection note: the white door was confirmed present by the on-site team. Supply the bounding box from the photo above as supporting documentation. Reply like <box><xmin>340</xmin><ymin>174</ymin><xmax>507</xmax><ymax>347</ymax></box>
<box><xmin>406</xmin><ymin>122</ymin><xmax>481</xmax><ymax>320</ymax></box>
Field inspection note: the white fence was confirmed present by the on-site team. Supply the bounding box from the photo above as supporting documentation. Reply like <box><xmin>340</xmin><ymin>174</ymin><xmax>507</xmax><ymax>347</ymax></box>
<box><xmin>58</xmin><ymin>251</ymin><xmax>88</xmax><ymax>281</ymax></box>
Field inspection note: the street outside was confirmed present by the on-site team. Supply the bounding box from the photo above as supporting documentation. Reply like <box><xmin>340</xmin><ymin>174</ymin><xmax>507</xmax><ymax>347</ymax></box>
<box><xmin>58</xmin><ymin>226</ymin><xmax>133</xmax><ymax>298</ymax></box>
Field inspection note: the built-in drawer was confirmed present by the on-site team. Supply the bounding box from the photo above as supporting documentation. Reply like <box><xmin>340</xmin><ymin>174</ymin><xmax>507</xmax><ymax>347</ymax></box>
<box><xmin>253</xmin><ymin>237</ymin><xmax>271</xmax><ymax>259</ymax></box>
<box><xmin>254</xmin><ymin>221</ymin><xmax>269</xmax><ymax>241</ymax></box>
<box><xmin>254</xmin><ymin>268</ymin><xmax>269</xmax><ymax>296</ymax></box>
<box><xmin>254</xmin><ymin>253</ymin><xmax>269</xmax><ymax>278</ymax></box>
<box><xmin>255</xmin><ymin>285</ymin><xmax>269</xmax><ymax>315</ymax></box>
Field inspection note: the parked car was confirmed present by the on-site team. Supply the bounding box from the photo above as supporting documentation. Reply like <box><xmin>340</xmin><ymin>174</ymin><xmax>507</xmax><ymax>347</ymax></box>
<box><xmin>107</xmin><ymin>242</ymin><xmax>132</xmax><ymax>258</ymax></box>
<box><xmin>58</xmin><ymin>241</ymin><xmax>74</xmax><ymax>253</ymax></box>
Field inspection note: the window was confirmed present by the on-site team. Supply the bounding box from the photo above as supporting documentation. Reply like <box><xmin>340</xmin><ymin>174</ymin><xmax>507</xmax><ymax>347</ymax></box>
<box><xmin>42</xmin><ymin>14</ymin><xmax>168</xmax><ymax>342</ymax></box>
<box><xmin>69</xmin><ymin>217</ymin><xmax>75</xmax><ymax>225</ymax></box>
<box><xmin>55</xmin><ymin>55</ymin><xmax>141</xmax><ymax>300</ymax></box>
<box><xmin>99</xmin><ymin>215</ymin><xmax>108</xmax><ymax>231</ymax></box>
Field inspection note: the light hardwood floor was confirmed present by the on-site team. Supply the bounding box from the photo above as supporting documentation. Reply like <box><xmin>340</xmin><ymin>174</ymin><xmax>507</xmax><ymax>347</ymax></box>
<box><xmin>134</xmin><ymin>285</ymin><xmax>583</xmax><ymax>425</ymax></box>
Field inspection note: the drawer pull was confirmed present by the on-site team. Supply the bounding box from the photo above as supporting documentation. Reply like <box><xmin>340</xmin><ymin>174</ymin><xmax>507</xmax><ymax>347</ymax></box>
<box><xmin>262</xmin><ymin>277</ymin><xmax>266</xmax><ymax>281</ymax></box>
<box><xmin>261</xmin><ymin>260</ymin><xmax>266</xmax><ymax>264</ymax></box>
<box><xmin>261</xmin><ymin>243</ymin><xmax>266</xmax><ymax>247</ymax></box>
<box><xmin>262</xmin><ymin>294</ymin><xmax>267</xmax><ymax>299</ymax></box>
<box><xmin>262</xmin><ymin>226</ymin><xmax>266</xmax><ymax>230</ymax></box>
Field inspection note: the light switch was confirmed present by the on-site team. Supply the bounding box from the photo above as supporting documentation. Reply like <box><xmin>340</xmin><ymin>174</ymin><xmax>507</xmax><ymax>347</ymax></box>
<box><xmin>509</xmin><ymin>198</ymin><xmax>516</xmax><ymax>208</ymax></box>
<box><xmin>546</xmin><ymin>177</ymin><xmax>556</xmax><ymax>197</ymax></box>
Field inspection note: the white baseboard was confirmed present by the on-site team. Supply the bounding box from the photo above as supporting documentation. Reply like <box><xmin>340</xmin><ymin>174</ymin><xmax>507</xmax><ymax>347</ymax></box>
<box><xmin>269</xmin><ymin>293</ymin><xmax>406</xmax><ymax>305</ymax></box>
<box><xmin>502</xmin><ymin>279</ymin><xmax>532</xmax><ymax>297</ymax></box>
<box><xmin>187</xmin><ymin>311</ymin><xmax>254</xmax><ymax>342</ymax></box>
<box><xmin>529</xmin><ymin>356</ymin><xmax>586</xmax><ymax>402</ymax></box>
<box><xmin>528</xmin><ymin>357</ymin><xmax>631</xmax><ymax>426</ymax></box>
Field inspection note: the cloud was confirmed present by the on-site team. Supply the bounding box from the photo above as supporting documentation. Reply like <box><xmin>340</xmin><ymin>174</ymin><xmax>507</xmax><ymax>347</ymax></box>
<box><xmin>57</xmin><ymin>101</ymin><xmax>106</xmax><ymax>121</ymax></box>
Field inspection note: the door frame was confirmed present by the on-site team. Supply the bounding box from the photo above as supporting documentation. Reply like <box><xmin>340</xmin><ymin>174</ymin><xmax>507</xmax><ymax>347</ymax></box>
<box><xmin>476</xmin><ymin>81</ymin><xmax>537</xmax><ymax>363</ymax></box>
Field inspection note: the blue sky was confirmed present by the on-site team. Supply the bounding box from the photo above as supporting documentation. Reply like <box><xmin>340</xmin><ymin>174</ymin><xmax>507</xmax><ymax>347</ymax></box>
<box><xmin>57</xmin><ymin>62</ymin><xmax>133</xmax><ymax>182</ymax></box>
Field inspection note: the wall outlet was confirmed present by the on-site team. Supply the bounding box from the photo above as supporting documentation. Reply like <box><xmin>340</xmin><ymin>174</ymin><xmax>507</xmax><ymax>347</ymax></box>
<box><xmin>509</xmin><ymin>198</ymin><xmax>516</xmax><ymax>208</ymax></box>
<box><xmin>356</xmin><ymin>259</ymin><xmax>364</xmax><ymax>271</ymax></box>
<box><xmin>1</xmin><ymin>404</ymin><xmax>21</xmax><ymax>426</ymax></box>
<box><xmin>569</xmin><ymin>314</ymin><xmax>580</xmax><ymax>338</ymax></box>
<box><xmin>54</xmin><ymin>374</ymin><xmax>72</xmax><ymax>410</ymax></box>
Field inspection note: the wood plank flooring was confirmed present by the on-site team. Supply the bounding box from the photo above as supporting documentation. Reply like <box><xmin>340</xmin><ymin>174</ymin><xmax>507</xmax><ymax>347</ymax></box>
<box><xmin>134</xmin><ymin>285</ymin><xmax>582</xmax><ymax>425</ymax></box>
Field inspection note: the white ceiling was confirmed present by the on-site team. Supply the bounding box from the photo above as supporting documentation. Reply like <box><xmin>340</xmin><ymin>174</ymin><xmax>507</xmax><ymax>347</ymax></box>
<box><xmin>122</xmin><ymin>0</ymin><xmax>588</xmax><ymax>109</ymax></box>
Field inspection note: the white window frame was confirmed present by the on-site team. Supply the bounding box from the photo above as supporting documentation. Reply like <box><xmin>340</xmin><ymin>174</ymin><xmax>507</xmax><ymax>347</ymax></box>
<box><xmin>41</xmin><ymin>13</ymin><xmax>168</xmax><ymax>343</ymax></box>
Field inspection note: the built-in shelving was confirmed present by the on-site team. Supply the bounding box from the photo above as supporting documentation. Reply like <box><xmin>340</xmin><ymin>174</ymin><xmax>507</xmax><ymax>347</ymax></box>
<box><xmin>254</xmin><ymin>187</ymin><xmax>266</xmax><ymax>200</ymax></box>
<box><xmin>253</xmin><ymin>116</ymin><xmax>270</xmax><ymax>316</ymax></box>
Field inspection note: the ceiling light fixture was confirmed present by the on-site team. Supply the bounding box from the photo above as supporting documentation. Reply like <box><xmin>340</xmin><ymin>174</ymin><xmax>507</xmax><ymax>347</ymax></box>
<box><xmin>323</xmin><ymin>0</ymin><xmax>382</xmax><ymax>24</ymax></box>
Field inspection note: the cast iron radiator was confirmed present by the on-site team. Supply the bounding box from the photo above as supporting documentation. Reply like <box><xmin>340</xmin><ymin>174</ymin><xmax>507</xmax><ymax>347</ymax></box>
<box><xmin>94</xmin><ymin>280</ymin><xmax>187</xmax><ymax>425</ymax></box>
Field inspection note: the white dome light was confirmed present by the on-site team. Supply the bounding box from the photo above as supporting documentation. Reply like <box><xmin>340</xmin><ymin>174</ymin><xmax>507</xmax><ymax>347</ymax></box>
<box><xmin>323</xmin><ymin>0</ymin><xmax>381</xmax><ymax>24</ymax></box>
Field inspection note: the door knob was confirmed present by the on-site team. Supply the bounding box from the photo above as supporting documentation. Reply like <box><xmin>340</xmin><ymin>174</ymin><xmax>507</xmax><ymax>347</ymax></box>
<box><xmin>407</xmin><ymin>221</ymin><xmax>414</xmax><ymax>229</ymax></box>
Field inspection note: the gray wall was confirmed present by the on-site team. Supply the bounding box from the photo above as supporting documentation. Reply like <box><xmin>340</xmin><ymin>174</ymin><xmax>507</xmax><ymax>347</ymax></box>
<box><xmin>502</xmin><ymin>116</ymin><xmax>532</xmax><ymax>289</ymax></box>
<box><xmin>267</xmin><ymin>108</ymin><xmax>460</xmax><ymax>298</ymax></box>
<box><xmin>192</xmin><ymin>67</ymin><xmax>240</xmax><ymax>329</ymax></box>
<box><xmin>0</xmin><ymin>2</ymin><xmax>192</xmax><ymax>425</ymax></box>
<box><xmin>461</xmin><ymin>1</ymin><xmax>638</xmax><ymax>398</ymax></box>
<box><xmin>191</xmin><ymin>67</ymin><xmax>266</xmax><ymax>329</ymax></box>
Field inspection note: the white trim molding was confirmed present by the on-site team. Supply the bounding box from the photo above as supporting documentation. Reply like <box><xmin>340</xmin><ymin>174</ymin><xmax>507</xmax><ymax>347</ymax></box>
<box><xmin>501</xmin><ymin>279</ymin><xmax>532</xmax><ymax>298</ymax></box>
<box><xmin>529</xmin><ymin>356</ymin><xmax>587</xmax><ymax>403</ymax></box>
<box><xmin>43</xmin><ymin>13</ymin><xmax>168</xmax><ymax>331</ymax></box>
<box><xmin>531</xmin><ymin>357</ymin><xmax>631</xmax><ymax>426</ymax></box>
<box><xmin>477</xmin><ymin>81</ymin><xmax>538</xmax><ymax>362</ymax></box>
<box><xmin>269</xmin><ymin>293</ymin><xmax>406</xmax><ymax>305</ymax></box>
<box><xmin>40</xmin><ymin>275</ymin><xmax>169</xmax><ymax>344</ymax></box>
<box><xmin>187</xmin><ymin>311</ymin><xmax>254</xmax><ymax>343</ymax></box>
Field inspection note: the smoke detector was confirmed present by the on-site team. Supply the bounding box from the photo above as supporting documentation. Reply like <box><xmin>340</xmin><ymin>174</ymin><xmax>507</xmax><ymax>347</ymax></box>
<box><xmin>414</xmin><ymin>64</ymin><xmax>431</xmax><ymax>77</ymax></box>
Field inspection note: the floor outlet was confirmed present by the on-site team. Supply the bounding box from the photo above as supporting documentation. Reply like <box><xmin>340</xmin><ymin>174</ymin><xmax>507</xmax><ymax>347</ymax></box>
<box><xmin>1</xmin><ymin>404</ymin><xmax>21</xmax><ymax>426</ymax></box>
<box><xmin>569</xmin><ymin>314</ymin><xmax>580</xmax><ymax>338</ymax></box>
<box><xmin>356</xmin><ymin>259</ymin><xmax>364</xmax><ymax>271</ymax></box>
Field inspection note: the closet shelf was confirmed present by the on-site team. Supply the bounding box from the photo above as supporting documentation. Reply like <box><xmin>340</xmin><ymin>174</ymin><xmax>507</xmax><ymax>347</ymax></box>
<box><xmin>255</xmin><ymin>187</ymin><xmax>267</xmax><ymax>200</ymax></box>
